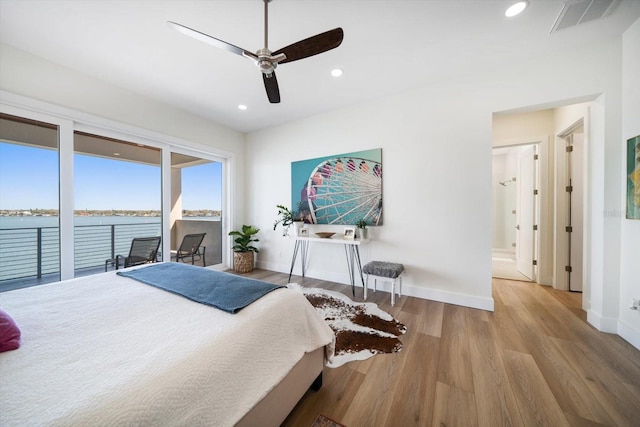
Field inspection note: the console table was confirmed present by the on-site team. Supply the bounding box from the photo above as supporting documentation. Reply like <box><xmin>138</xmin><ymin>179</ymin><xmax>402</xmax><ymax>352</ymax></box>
<box><xmin>288</xmin><ymin>235</ymin><xmax>369</xmax><ymax>297</ymax></box>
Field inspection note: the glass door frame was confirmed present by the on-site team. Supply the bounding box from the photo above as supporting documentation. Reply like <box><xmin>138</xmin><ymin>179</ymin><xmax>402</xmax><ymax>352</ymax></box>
<box><xmin>167</xmin><ymin>146</ymin><xmax>228</xmax><ymax>269</ymax></box>
<box><xmin>0</xmin><ymin>103</ymin><xmax>74</xmax><ymax>281</ymax></box>
<box><xmin>3</xmin><ymin>91</ymin><xmax>234</xmax><ymax>282</ymax></box>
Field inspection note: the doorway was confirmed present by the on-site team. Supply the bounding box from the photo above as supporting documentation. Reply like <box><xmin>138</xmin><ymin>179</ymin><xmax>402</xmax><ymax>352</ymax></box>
<box><xmin>556</xmin><ymin>120</ymin><xmax>585</xmax><ymax>293</ymax></box>
<box><xmin>170</xmin><ymin>152</ymin><xmax>224</xmax><ymax>268</ymax></box>
<box><xmin>492</xmin><ymin>101</ymin><xmax>596</xmax><ymax>317</ymax></box>
<box><xmin>492</xmin><ymin>144</ymin><xmax>538</xmax><ymax>281</ymax></box>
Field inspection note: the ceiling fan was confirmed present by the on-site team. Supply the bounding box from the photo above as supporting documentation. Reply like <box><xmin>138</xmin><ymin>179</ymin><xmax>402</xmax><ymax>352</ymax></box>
<box><xmin>167</xmin><ymin>0</ymin><xmax>344</xmax><ymax>104</ymax></box>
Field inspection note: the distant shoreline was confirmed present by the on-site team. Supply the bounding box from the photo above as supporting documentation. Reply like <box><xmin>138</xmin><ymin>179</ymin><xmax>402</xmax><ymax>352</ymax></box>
<box><xmin>0</xmin><ymin>214</ymin><xmax>220</xmax><ymax>230</ymax></box>
<box><xmin>0</xmin><ymin>209</ymin><xmax>221</xmax><ymax>218</ymax></box>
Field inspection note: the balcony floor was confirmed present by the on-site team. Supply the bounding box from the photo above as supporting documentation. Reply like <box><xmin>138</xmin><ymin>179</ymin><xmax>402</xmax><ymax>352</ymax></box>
<box><xmin>0</xmin><ymin>259</ymin><xmax>207</xmax><ymax>293</ymax></box>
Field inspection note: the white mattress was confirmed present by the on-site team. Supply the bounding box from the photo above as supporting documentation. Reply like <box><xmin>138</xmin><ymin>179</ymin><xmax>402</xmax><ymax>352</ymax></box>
<box><xmin>0</xmin><ymin>266</ymin><xmax>334</xmax><ymax>426</ymax></box>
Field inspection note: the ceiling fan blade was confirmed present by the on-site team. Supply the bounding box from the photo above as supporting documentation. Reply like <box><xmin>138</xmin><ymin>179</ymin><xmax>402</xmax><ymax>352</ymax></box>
<box><xmin>273</xmin><ymin>28</ymin><xmax>343</xmax><ymax>64</ymax></box>
<box><xmin>263</xmin><ymin>72</ymin><xmax>281</xmax><ymax>104</ymax></box>
<box><xmin>167</xmin><ymin>21</ymin><xmax>258</xmax><ymax>61</ymax></box>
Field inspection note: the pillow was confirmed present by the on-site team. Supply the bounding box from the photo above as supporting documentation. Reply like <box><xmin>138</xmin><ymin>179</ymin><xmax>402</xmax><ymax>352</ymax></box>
<box><xmin>0</xmin><ymin>309</ymin><xmax>21</xmax><ymax>353</ymax></box>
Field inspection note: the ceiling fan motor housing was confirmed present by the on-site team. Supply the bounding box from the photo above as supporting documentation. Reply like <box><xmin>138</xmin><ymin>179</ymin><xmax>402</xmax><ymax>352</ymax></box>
<box><xmin>256</xmin><ymin>48</ymin><xmax>288</xmax><ymax>75</ymax></box>
<box><xmin>256</xmin><ymin>48</ymin><xmax>276</xmax><ymax>74</ymax></box>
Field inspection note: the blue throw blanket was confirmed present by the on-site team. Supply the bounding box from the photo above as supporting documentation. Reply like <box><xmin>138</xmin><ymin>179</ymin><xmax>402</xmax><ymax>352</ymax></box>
<box><xmin>117</xmin><ymin>263</ymin><xmax>283</xmax><ymax>314</ymax></box>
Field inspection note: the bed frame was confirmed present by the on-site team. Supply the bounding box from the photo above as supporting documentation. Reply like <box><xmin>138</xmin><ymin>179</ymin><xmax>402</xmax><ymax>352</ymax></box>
<box><xmin>237</xmin><ymin>347</ymin><xmax>324</xmax><ymax>426</ymax></box>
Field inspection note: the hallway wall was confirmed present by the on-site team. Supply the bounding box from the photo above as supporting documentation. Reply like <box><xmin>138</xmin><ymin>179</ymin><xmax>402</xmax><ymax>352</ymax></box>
<box><xmin>619</xmin><ymin>18</ymin><xmax>640</xmax><ymax>349</ymax></box>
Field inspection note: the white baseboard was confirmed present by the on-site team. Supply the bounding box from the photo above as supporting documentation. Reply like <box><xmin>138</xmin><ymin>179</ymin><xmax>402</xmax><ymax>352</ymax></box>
<box><xmin>404</xmin><ymin>284</ymin><xmax>495</xmax><ymax>311</ymax></box>
<box><xmin>256</xmin><ymin>261</ymin><xmax>494</xmax><ymax>312</ymax></box>
<box><xmin>586</xmin><ymin>309</ymin><xmax>618</xmax><ymax>333</ymax></box>
<box><xmin>618</xmin><ymin>320</ymin><xmax>640</xmax><ymax>351</ymax></box>
<box><xmin>256</xmin><ymin>261</ymin><xmax>347</xmax><ymax>285</ymax></box>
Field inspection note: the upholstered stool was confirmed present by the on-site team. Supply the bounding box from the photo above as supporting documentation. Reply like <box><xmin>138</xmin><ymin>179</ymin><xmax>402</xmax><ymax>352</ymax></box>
<box><xmin>362</xmin><ymin>261</ymin><xmax>404</xmax><ymax>306</ymax></box>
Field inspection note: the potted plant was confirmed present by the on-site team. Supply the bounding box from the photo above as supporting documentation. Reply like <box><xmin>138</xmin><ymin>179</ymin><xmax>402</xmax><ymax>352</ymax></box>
<box><xmin>228</xmin><ymin>225</ymin><xmax>259</xmax><ymax>273</ymax></box>
<box><xmin>273</xmin><ymin>205</ymin><xmax>299</xmax><ymax>236</ymax></box>
<box><xmin>356</xmin><ymin>219</ymin><xmax>368</xmax><ymax>239</ymax></box>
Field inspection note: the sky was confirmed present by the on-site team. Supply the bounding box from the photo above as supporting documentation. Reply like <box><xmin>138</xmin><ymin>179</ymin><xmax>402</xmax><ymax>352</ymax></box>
<box><xmin>0</xmin><ymin>142</ymin><xmax>222</xmax><ymax>211</ymax></box>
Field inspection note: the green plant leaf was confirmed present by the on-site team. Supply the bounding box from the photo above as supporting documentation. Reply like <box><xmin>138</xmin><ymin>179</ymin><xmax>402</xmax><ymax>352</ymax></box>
<box><xmin>228</xmin><ymin>225</ymin><xmax>260</xmax><ymax>253</ymax></box>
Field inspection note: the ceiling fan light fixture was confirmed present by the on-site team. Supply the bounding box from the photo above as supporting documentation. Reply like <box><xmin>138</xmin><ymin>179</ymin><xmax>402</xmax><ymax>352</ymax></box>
<box><xmin>505</xmin><ymin>1</ymin><xmax>528</xmax><ymax>17</ymax></box>
<box><xmin>331</xmin><ymin>68</ymin><xmax>343</xmax><ymax>77</ymax></box>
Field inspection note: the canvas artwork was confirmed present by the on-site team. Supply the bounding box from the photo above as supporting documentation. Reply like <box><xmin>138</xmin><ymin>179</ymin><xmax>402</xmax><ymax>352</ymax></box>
<box><xmin>627</xmin><ymin>135</ymin><xmax>640</xmax><ymax>219</ymax></box>
<box><xmin>291</xmin><ymin>148</ymin><xmax>382</xmax><ymax>225</ymax></box>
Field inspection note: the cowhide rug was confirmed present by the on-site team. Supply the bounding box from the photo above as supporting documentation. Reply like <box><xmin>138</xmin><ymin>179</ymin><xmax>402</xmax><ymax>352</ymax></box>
<box><xmin>290</xmin><ymin>284</ymin><xmax>407</xmax><ymax>368</ymax></box>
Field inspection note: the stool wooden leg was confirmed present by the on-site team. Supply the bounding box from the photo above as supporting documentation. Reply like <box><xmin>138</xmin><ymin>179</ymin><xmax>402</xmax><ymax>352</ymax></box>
<box><xmin>391</xmin><ymin>279</ymin><xmax>396</xmax><ymax>306</ymax></box>
<box><xmin>364</xmin><ymin>274</ymin><xmax>369</xmax><ymax>300</ymax></box>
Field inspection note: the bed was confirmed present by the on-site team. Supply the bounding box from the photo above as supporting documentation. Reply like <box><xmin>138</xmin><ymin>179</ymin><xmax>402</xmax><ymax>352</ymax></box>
<box><xmin>0</xmin><ymin>263</ymin><xmax>335</xmax><ymax>426</ymax></box>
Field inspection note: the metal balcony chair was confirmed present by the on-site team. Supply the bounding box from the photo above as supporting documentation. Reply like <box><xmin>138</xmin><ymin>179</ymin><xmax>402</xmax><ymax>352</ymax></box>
<box><xmin>171</xmin><ymin>233</ymin><xmax>206</xmax><ymax>266</ymax></box>
<box><xmin>105</xmin><ymin>236</ymin><xmax>161</xmax><ymax>271</ymax></box>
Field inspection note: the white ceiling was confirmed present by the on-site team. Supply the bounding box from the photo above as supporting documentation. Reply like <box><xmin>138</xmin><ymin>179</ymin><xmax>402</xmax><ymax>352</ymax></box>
<box><xmin>1</xmin><ymin>0</ymin><xmax>639</xmax><ymax>133</ymax></box>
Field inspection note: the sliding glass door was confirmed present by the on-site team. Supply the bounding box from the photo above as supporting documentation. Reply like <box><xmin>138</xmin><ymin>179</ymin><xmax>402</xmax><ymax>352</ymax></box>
<box><xmin>0</xmin><ymin>108</ymin><xmax>230</xmax><ymax>290</ymax></box>
<box><xmin>0</xmin><ymin>113</ymin><xmax>60</xmax><ymax>288</ymax></box>
<box><xmin>170</xmin><ymin>152</ymin><xmax>223</xmax><ymax>267</ymax></box>
<box><xmin>73</xmin><ymin>132</ymin><xmax>162</xmax><ymax>276</ymax></box>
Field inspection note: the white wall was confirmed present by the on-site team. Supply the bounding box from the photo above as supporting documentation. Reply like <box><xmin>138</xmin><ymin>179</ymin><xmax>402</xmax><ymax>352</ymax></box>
<box><xmin>619</xmin><ymin>18</ymin><xmax>640</xmax><ymax>349</ymax></box>
<box><xmin>247</xmin><ymin>38</ymin><xmax>625</xmax><ymax>317</ymax></box>
<box><xmin>0</xmin><ymin>45</ymin><xmax>244</xmax><ymax>154</ymax></box>
<box><xmin>247</xmin><ymin>85</ymin><xmax>494</xmax><ymax>310</ymax></box>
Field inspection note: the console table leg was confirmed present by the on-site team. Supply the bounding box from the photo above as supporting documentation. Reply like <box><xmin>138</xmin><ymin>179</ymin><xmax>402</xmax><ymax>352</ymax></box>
<box><xmin>354</xmin><ymin>245</ymin><xmax>365</xmax><ymax>287</ymax></box>
<box><xmin>288</xmin><ymin>240</ymin><xmax>301</xmax><ymax>283</ymax></box>
<box><xmin>289</xmin><ymin>240</ymin><xmax>309</xmax><ymax>283</ymax></box>
<box><xmin>344</xmin><ymin>245</ymin><xmax>359</xmax><ymax>297</ymax></box>
<box><xmin>300</xmin><ymin>240</ymin><xmax>309</xmax><ymax>278</ymax></box>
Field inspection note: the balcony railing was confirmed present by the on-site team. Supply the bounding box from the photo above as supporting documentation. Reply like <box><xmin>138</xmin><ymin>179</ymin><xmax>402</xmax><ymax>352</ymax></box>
<box><xmin>0</xmin><ymin>222</ymin><xmax>161</xmax><ymax>282</ymax></box>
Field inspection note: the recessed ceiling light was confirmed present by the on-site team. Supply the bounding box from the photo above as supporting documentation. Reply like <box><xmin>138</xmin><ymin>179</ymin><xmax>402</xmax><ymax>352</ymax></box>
<box><xmin>113</xmin><ymin>152</ymin><xmax>120</xmax><ymax>156</ymax></box>
<box><xmin>331</xmin><ymin>68</ymin><xmax>343</xmax><ymax>77</ymax></box>
<box><xmin>505</xmin><ymin>1</ymin><xmax>528</xmax><ymax>17</ymax></box>
<box><xmin>238</xmin><ymin>104</ymin><xmax>247</xmax><ymax>111</ymax></box>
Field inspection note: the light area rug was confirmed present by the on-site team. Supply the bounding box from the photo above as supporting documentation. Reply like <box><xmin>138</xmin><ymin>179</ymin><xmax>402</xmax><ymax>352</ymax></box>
<box><xmin>289</xmin><ymin>284</ymin><xmax>407</xmax><ymax>368</ymax></box>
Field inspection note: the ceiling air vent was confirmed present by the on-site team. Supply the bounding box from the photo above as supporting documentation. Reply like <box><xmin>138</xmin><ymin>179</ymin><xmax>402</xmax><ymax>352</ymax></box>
<box><xmin>551</xmin><ymin>0</ymin><xmax>619</xmax><ymax>33</ymax></box>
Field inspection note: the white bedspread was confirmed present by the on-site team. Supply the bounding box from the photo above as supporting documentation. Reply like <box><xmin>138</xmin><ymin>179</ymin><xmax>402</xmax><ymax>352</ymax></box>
<box><xmin>0</xmin><ymin>267</ymin><xmax>334</xmax><ymax>426</ymax></box>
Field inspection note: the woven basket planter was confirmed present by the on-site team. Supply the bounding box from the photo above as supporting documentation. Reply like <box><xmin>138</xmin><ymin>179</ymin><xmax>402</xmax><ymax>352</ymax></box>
<box><xmin>233</xmin><ymin>251</ymin><xmax>254</xmax><ymax>273</ymax></box>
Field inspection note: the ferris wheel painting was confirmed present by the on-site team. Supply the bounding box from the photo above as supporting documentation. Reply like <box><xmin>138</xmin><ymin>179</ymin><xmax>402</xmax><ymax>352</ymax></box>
<box><xmin>291</xmin><ymin>148</ymin><xmax>382</xmax><ymax>225</ymax></box>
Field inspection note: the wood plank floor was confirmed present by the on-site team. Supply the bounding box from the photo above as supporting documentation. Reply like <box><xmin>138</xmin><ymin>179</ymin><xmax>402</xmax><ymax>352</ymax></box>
<box><xmin>238</xmin><ymin>270</ymin><xmax>640</xmax><ymax>427</ymax></box>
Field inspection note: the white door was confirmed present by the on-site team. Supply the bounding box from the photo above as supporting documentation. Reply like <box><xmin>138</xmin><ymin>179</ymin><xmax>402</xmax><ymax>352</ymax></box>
<box><xmin>569</xmin><ymin>133</ymin><xmax>584</xmax><ymax>291</ymax></box>
<box><xmin>516</xmin><ymin>146</ymin><xmax>536</xmax><ymax>280</ymax></box>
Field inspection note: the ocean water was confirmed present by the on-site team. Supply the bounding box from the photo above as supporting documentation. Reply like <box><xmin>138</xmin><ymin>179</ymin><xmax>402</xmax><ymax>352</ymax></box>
<box><xmin>0</xmin><ymin>215</ymin><xmax>161</xmax><ymax>229</ymax></box>
<box><xmin>0</xmin><ymin>216</ymin><xmax>220</xmax><ymax>228</ymax></box>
